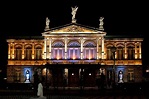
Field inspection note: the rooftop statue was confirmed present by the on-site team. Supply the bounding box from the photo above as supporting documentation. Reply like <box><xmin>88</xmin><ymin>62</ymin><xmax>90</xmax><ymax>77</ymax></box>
<box><xmin>99</xmin><ymin>17</ymin><xmax>104</xmax><ymax>26</ymax></box>
<box><xmin>45</xmin><ymin>17</ymin><xmax>50</xmax><ymax>31</ymax></box>
<box><xmin>71</xmin><ymin>6</ymin><xmax>78</xmax><ymax>21</ymax></box>
<box><xmin>99</xmin><ymin>17</ymin><xmax>104</xmax><ymax>31</ymax></box>
<box><xmin>46</xmin><ymin>17</ymin><xmax>50</xmax><ymax>26</ymax></box>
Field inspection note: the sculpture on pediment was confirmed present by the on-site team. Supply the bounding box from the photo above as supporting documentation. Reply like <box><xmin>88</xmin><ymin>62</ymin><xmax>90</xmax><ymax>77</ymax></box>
<box><xmin>46</xmin><ymin>17</ymin><xmax>50</xmax><ymax>26</ymax></box>
<box><xmin>64</xmin><ymin>25</ymin><xmax>84</xmax><ymax>32</ymax></box>
<box><xmin>45</xmin><ymin>17</ymin><xmax>50</xmax><ymax>31</ymax></box>
<box><xmin>99</xmin><ymin>17</ymin><xmax>104</xmax><ymax>31</ymax></box>
<box><xmin>99</xmin><ymin>17</ymin><xmax>104</xmax><ymax>25</ymax></box>
<box><xmin>71</xmin><ymin>6</ymin><xmax>78</xmax><ymax>23</ymax></box>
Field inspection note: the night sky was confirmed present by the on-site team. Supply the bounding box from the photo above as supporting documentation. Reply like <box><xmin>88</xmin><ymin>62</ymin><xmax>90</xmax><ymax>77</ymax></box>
<box><xmin>0</xmin><ymin>1</ymin><xmax>148</xmax><ymax>70</ymax></box>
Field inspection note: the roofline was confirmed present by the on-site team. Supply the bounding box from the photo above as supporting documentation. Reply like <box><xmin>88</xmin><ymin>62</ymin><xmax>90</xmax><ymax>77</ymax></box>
<box><xmin>7</xmin><ymin>36</ymin><xmax>44</xmax><ymax>40</ymax></box>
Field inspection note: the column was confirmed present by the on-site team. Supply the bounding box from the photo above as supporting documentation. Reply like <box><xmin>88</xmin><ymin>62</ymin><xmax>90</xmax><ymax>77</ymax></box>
<box><xmin>124</xmin><ymin>42</ymin><xmax>127</xmax><ymax>59</ymax></box>
<box><xmin>139</xmin><ymin>42</ymin><xmax>141</xmax><ymax>59</ymax></box>
<box><xmin>43</xmin><ymin>38</ymin><xmax>47</xmax><ymax>59</ymax></box>
<box><xmin>96</xmin><ymin>38</ymin><xmax>99</xmax><ymax>59</ymax></box>
<box><xmin>135</xmin><ymin>42</ymin><xmax>137</xmax><ymax>59</ymax></box>
<box><xmin>101</xmin><ymin>37</ymin><xmax>104</xmax><ymax>59</ymax></box>
<box><xmin>12</xmin><ymin>43</ymin><xmax>15</xmax><ymax>59</ymax></box>
<box><xmin>65</xmin><ymin>38</ymin><xmax>67</xmax><ymax>59</ymax></box>
<box><xmin>32</xmin><ymin>43</ymin><xmax>35</xmax><ymax>59</ymax></box>
<box><xmin>98</xmin><ymin>37</ymin><xmax>102</xmax><ymax>59</ymax></box>
<box><xmin>8</xmin><ymin>43</ymin><xmax>10</xmax><ymax>59</ymax></box>
<box><xmin>22</xmin><ymin>43</ymin><xmax>25</xmax><ymax>59</ymax></box>
<box><xmin>49</xmin><ymin>38</ymin><xmax>52</xmax><ymax>59</ymax></box>
<box><xmin>42</xmin><ymin>42</ymin><xmax>44</xmax><ymax>59</ymax></box>
<box><xmin>81</xmin><ymin>38</ymin><xmax>84</xmax><ymax>59</ymax></box>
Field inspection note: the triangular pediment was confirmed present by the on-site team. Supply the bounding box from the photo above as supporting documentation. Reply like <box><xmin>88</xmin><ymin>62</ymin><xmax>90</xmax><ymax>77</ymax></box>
<box><xmin>46</xmin><ymin>23</ymin><xmax>101</xmax><ymax>33</ymax></box>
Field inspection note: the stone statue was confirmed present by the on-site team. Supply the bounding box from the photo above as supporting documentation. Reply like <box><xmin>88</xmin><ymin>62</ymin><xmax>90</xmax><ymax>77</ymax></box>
<box><xmin>71</xmin><ymin>6</ymin><xmax>78</xmax><ymax>20</ymax></box>
<box><xmin>37</xmin><ymin>81</ymin><xmax>43</xmax><ymax>97</ymax></box>
<box><xmin>46</xmin><ymin>17</ymin><xmax>50</xmax><ymax>26</ymax></box>
<box><xmin>25</xmin><ymin>70</ymin><xmax>30</xmax><ymax>83</ymax></box>
<box><xmin>99</xmin><ymin>17</ymin><xmax>104</xmax><ymax>26</ymax></box>
<box><xmin>45</xmin><ymin>17</ymin><xmax>50</xmax><ymax>31</ymax></box>
<box><xmin>99</xmin><ymin>17</ymin><xmax>104</xmax><ymax>31</ymax></box>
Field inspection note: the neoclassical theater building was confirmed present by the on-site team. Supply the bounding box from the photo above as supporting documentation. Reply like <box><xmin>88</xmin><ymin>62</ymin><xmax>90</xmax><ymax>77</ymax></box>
<box><xmin>6</xmin><ymin>7</ymin><xmax>143</xmax><ymax>87</ymax></box>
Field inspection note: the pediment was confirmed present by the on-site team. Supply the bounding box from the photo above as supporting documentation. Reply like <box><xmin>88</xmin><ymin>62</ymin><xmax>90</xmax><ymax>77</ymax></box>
<box><xmin>48</xmin><ymin>23</ymin><xmax>100</xmax><ymax>33</ymax></box>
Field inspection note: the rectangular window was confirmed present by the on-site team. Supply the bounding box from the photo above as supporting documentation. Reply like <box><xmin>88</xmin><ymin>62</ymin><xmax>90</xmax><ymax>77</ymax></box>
<box><xmin>127</xmin><ymin>69</ymin><xmax>134</xmax><ymax>82</ymax></box>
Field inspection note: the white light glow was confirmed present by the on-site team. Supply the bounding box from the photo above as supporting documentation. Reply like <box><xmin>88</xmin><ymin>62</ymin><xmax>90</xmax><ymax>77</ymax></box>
<box><xmin>146</xmin><ymin>70</ymin><xmax>149</xmax><ymax>72</ymax></box>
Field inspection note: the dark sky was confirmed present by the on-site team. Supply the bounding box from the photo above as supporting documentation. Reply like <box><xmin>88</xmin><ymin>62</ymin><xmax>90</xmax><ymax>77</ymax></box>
<box><xmin>0</xmin><ymin>1</ymin><xmax>148</xmax><ymax>66</ymax></box>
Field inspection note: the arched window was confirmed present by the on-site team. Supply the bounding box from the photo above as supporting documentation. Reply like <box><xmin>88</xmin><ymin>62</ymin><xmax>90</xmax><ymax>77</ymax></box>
<box><xmin>15</xmin><ymin>45</ymin><xmax>22</xmax><ymax>60</ymax></box>
<box><xmin>127</xmin><ymin>47</ymin><xmax>135</xmax><ymax>60</ymax></box>
<box><xmin>106</xmin><ymin>47</ymin><xmax>113</xmax><ymax>60</ymax></box>
<box><xmin>52</xmin><ymin>42</ymin><xmax>64</xmax><ymax>59</ymax></box>
<box><xmin>83</xmin><ymin>42</ymin><xmax>96</xmax><ymax>59</ymax></box>
<box><xmin>35</xmin><ymin>45</ymin><xmax>42</xmax><ymax>60</ymax></box>
<box><xmin>117</xmin><ymin>47</ymin><xmax>124</xmax><ymax>60</ymax></box>
<box><xmin>25</xmin><ymin>45</ymin><xmax>32</xmax><ymax>60</ymax></box>
<box><xmin>68</xmin><ymin>41</ymin><xmax>80</xmax><ymax>59</ymax></box>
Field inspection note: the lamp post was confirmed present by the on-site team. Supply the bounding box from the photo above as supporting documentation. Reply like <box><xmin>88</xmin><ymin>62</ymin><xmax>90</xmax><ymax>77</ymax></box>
<box><xmin>111</xmin><ymin>47</ymin><xmax>116</xmax><ymax>88</ymax></box>
<box><xmin>45</xmin><ymin>59</ymin><xmax>49</xmax><ymax>96</ymax></box>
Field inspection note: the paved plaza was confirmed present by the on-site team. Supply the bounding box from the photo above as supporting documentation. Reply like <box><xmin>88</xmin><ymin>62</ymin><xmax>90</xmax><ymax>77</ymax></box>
<box><xmin>0</xmin><ymin>95</ymin><xmax>148</xmax><ymax>99</ymax></box>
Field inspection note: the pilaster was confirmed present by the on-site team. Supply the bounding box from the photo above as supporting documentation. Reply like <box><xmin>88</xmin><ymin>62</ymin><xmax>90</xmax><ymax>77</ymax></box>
<box><xmin>65</xmin><ymin>37</ymin><xmax>68</xmax><ymax>59</ymax></box>
<box><xmin>81</xmin><ymin>38</ymin><xmax>84</xmax><ymax>59</ymax></box>
<box><xmin>8</xmin><ymin>43</ymin><xmax>10</xmax><ymax>59</ymax></box>
<box><xmin>139</xmin><ymin>42</ymin><xmax>142</xmax><ymax>59</ymax></box>
<box><xmin>101</xmin><ymin>37</ymin><xmax>104</xmax><ymax>59</ymax></box>
<box><xmin>124</xmin><ymin>42</ymin><xmax>127</xmax><ymax>59</ymax></box>
<box><xmin>12</xmin><ymin>42</ymin><xmax>15</xmax><ymax>59</ymax></box>
<box><xmin>22</xmin><ymin>43</ymin><xmax>25</xmax><ymax>59</ymax></box>
<box><xmin>32</xmin><ymin>43</ymin><xmax>35</xmax><ymax>59</ymax></box>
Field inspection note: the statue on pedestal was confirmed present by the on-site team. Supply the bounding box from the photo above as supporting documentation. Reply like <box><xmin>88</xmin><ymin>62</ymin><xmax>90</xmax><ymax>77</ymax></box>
<box><xmin>71</xmin><ymin>6</ymin><xmax>78</xmax><ymax>23</ymax></box>
<box><xmin>46</xmin><ymin>17</ymin><xmax>50</xmax><ymax>26</ymax></box>
<box><xmin>99</xmin><ymin>17</ymin><xmax>104</xmax><ymax>31</ymax></box>
<box><xmin>37</xmin><ymin>81</ymin><xmax>43</xmax><ymax>97</ymax></box>
<box><xmin>24</xmin><ymin>70</ymin><xmax>30</xmax><ymax>83</ymax></box>
<box><xmin>45</xmin><ymin>17</ymin><xmax>50</xmax><ymax>31</ymax></box>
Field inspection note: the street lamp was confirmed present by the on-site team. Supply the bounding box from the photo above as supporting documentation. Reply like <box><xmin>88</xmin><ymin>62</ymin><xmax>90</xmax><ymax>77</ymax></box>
<box><xmin>45</xmin><ymin>58</ymin><xmax>49</xmax><ymax>96</ymax></box>
<box><xmin>111</xmin><ymin>46</ymin><xmax>116</xmax><ymax>88</ymax></box>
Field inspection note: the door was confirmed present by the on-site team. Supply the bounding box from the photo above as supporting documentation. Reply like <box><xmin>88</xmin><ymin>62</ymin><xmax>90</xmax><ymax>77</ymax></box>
<box><xmin>68</xmin><ymin>68</ymin><xmax>79</xmax><ymax>87</ymax></box>
<box><xmin>84</xmin><ymin>69</ymin><xmax>97</xmax><ymax>87</ymax></box>
<box><xmin>52</xmin><ymin>68</ymin><xmax>63</xmax><ymax>87</ymax></box>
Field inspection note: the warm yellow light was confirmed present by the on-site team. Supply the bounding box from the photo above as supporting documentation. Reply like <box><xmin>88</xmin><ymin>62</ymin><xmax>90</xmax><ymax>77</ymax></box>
<box><xmin>8</xmin><ymin>55</ymin><xmax>10</xmax><ymax>59</ymax></box>
<box><xmin>89</xmin><ymin>56</ymin><xmax>91</xmax><ymax>60</ymax></box>
<box><xmin>125</xmin><ymin>54</ymin><xmax>127</xmax><ymax>59</ymax></box>
<box><xmin>32</xmin><ymin>55</ymin><xmax>34</xmax><ymax>59</ymax></box>
<box><xmin>57</xmin><ymin>56</ymin><xmax>60</xmax><ymax>60</ymax></box>
<box><xmin>73</xmin><ymin>56</ymin><xmax>76</xmax><ymax>60</ymax></box>
<box><xmin>22</xmin><ymin>55</ymin><xmax>24</xmax><ymax>59</ymax></box>
<box><xmin>139</xmin><ymin>54</ymin><xmax>141</xmax><ymax>59</ymax></box>
<box><xmin>12</xmin><ymin>55</ymin><xmax>14</xmax><ymax>59</ymax></box>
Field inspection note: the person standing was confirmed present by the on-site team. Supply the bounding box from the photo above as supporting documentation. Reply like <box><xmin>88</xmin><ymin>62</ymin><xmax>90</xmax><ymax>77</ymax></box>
<box><xmin>37</xmin><ymin>81</ymin><xmax>43</xmax><ymax>97</ymax></box>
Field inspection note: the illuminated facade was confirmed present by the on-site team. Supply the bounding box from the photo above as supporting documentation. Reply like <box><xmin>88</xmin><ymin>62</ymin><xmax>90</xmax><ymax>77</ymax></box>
<box><xmin>6</xmin><ymin>13</ymin><xmax>143</xmax><ymax>86</ymax></box>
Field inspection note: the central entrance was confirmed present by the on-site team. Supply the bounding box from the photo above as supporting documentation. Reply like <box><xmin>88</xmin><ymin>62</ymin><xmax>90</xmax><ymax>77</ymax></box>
<box><xmin>68</xmin><ymin>68</ymin><xmax>79</xmax><ymax>87</ymax></box>
<box><xmin>46</xmin><ymin>64</ymin><xmax>100</xmax><ymax>87</ymax></box>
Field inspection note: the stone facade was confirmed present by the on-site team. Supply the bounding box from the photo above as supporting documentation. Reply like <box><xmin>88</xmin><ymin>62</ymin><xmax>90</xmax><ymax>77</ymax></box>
<box><xmin>6</xmin><ymin>22</ymin><xmax>143</xmax><ymax>86</ymax></box>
